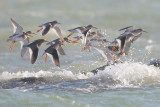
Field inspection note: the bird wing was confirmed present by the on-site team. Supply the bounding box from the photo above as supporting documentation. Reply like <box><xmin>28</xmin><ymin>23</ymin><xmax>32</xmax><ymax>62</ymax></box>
<box><xmin>81</xmin><ymin>29</ymin><xmax>90</xmax><ymax>44</ymax></box>
<box><xmin>57</xmin><ymin>46</ymin><xmax>66</xmax><ymax>55</ymax></box>
<box><xmin>94</xmin><ymin>47</ymin><xmax>114</xmax><ymax>61</ymax></box>
<box><xmin>20</xmin><ymin>38</ymin><xmax>29</xmax><ymax>57</ymax></box>
<box><xmin>42</xmin><ymin>24</ymin><xmax>51</xmax><ymax>36</ymax></box>
<box><xmin>11</xmin><ymin>18</ymin><xmax>23</xmax><ymax>34</ymax></box>
<box><xmin>68</xmin><ymin>26</ymin><xmax>85</xmax><ymax>33</ymax></box>
<box><xmin>29</xmin><ymin>46</ymin><xmax>39</xmax><ymax>64</ymax></box>
<box><xmin>119</xmin><ymin>26</ymin><xmax>133</xmax><ymax>31</ymax></box>
<box><xmin>96</xmin><ymin>30</ymin><xmax>104</xmax><ymax>37</ymax></box>
<box><xmin>131</xmin><ymin>33</ymin><xmax>142</xmax><ymax>43</ymax></box>
<box><xmin>53</xmin><ymin>26</ymin><xmax>65</xmax><ymax>42</ymax></box>
<box><xmin>123</xmin><ymin>41</ymin><xmax>132</xmax><ymax>55</ymax></box>
<box><xmin>46</xmin><ymin>47</ymin><xmax>60</xmax><ymax>67</ymax></box>
<box><xmin>94</xmin><ymin>47</ymin><xmax>108</xmax><ymax>60</ymax></box>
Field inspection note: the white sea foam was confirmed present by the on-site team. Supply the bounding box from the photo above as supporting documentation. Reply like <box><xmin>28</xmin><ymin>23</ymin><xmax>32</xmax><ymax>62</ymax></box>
<box><xmin>0</xmin><ymin>70</ymin><xmax>88</xmax><ymax>83</ymax></box>
<box><xmin>91</xmin><ymin>62</ymin><xmax>160</xmax><ymax>86</ymax></box>
<box><xmin>0</xmin><ymin>62</ymin><xmax>160</xmax><ymax>91</ymax></box>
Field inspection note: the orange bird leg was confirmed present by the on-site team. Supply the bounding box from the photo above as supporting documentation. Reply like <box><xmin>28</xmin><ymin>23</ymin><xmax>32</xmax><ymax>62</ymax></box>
<box><xmin>113</xmin><ymin>55</ymin><xmax>117</xmax><ymax>61</ymax></box>
<box><xmin>45</xmin><ymin>54</ymin><xmax>47</xmax><ymax>63</ymax></box>
<box><xmin>72</xmin><ymin>38</ymin><xmax>80</xmax><ymax>44</ymax></box>
<box><xmin>9</xmin><ymin>42</ymin><xmax>15</xmax><ymax>52</ymax></box>
<box><xmin>88</xmin><ymin>46</ymin><xmax>91</xmax><ymax>52</ymax></box>
<box><xmin>81</xmin><ymin>47</ymin><xmax>86</xmax><ymax>51</ymax></box>
<box><xmin>36</xmin><ymin>28</ymin><xmax>43</xmax><ymax>33</ymax></box>
<box><xmin>110</xmin><ymin>53</ymin><xmax>117</xmax><ymax>61</ymax></box>
<box><xmin>112</xmin><ymin>42</ymin><xmax>117</xmax><ymax>51</ymax></box>
<box><xmin>67</xmin><ymin>32</ymin><xmax>74</xmax><ymax>38</ymax></box>
<box><xmin>82</xmin><ymin>45</ymin><xmax>90</xmax><ymax>52</ymax></box>
<box><xmin>27</xmin><ymin>50</ymin><xmax>29</xmax><ymax>56</ymax></box>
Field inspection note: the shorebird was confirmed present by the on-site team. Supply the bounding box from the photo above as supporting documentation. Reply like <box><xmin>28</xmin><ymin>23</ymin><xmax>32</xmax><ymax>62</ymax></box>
<box><xmin>43</xmin><ymin>45</ymin><xmax>60</xmax><ymax>67</ymax></box>
<box><xmin>81</xmin><ymin>38</ymin><xmax>118</xmax><ymax>61</ymax></box>
<box><xmin>68</xmin><ymin>24</ymin><xmax>97</xmax><ymax>43</ymax></box>
<box><xmin>80</xmin><ymin>30</ymin><xmax>104</xmax><ymax>51</ymax></box>
<box><xmin>82</xmin><ymin>28</ymin><xmax>147</xmax><ymax>62</ymax></box>
<box><xmin>7</xmin><ymin>18</ymin><xmax>35</xmax><ymax>57</ymax></box>
<box><xmin>72</xmin><ymin>30</ymin><xmax>103</xmax><ymax>53</ymax></box>
<box><xmin>37</xmin><ymin>20</ymin><xmax>63</xmax><ymax>38</ymax></box>
<box><xmin>119</xmin><ymin>26</ymin><xmax>134</xmax><ymax>35</ymax></box>
<box><xmin>112</xmin><ymin>27</ymin><xmax>147</xmax><ymax>51</ymax></box>
<box><xmin>130</xmin><ymin>28</ymin><xmax>147</xmax><ymax>42</ymax></box>
<box><xmin>23</xmin><ymin>39</ymin><xmax>48</xmax><ymax>64</ymax></box>
<box><xmin>111</xmin><ymin>29</ymin><xmax>147</xmax><ymax>57</ymax></box>
<box><xmin>43</xmin><ymin>35</ymin><xmax>71</xmax><ymax>67</ymax></box>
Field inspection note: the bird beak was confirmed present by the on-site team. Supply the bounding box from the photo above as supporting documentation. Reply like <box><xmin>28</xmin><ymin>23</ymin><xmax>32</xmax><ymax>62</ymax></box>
<box><xmin>93</xmin><ymin>27</ymin><xmax>98</xmax><ymax>29</ymax></box>
<box><xmin>143</xmin><ymin>30</ymin><xmax>148</xmax><ymax>33</ymax></box>
<box><xmin>82</xmin><ymin>44</ymin><xmax>91</xmax><ymax>51</ymax></box>
<box><xmin>57</xmin><ymin>22</ymin><xmax>61</xmax><ymax>24</ymax></box>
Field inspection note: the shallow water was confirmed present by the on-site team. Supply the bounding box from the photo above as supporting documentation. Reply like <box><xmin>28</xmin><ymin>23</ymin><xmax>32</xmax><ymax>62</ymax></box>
<box><xmin>1</xmin><ymin>0</ymin><xmax>160</xmax><ymax>107</ymax></box>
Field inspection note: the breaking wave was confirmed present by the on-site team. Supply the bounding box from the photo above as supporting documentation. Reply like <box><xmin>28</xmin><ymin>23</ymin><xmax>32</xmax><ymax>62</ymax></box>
<box><xmin>0</xmin><ymin>62</ymin><xmax>160</xmax><ymax>92</ymax></box>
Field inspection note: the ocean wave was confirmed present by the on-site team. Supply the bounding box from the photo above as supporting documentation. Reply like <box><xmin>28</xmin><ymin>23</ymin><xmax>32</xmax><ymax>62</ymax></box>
<box><xmin>0</xmin><ymin>62</ymin><xmax>160</xmax><ymax>92</ymax></box>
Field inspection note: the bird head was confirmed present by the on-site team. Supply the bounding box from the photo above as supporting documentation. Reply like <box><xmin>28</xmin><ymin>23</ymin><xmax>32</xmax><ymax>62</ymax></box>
<box><xmin>86</xmin><ymin>25</ymin><xmax>97</xmax><ymax>29</ymax></box>
<box><xmin>141</xmin><ymin>29</ymin><xmax>148</xmax><ymax>33</ymax></box>
<box><xmin>24</xmin><ymin>31</ymin><xmax>37</xmax><ymax>35</ymax></box>
<box><xmin>64</xmin><ymin>37</ymin><xmax>71</xmax><ymax>43</ymax></box>
<box><xmin>136</xmin><ymin>29</ymin><xmax>148</xmax><ymax>33</ymax></box>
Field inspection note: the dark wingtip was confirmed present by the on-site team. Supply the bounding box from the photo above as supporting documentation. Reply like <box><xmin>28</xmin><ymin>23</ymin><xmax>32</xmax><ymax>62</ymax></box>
<box><xmin>119</xmin><ymin>26</ymin><xmax>133</xmax><ymax>31</ymax></box>
<box><xmin>31</xmin><ymin>61</ymin><xmax>35</xmax><ymax>64</ymax></box>
<box><xmin>57</xmin><ymin>64</ymin><xmax>60</xmax><ymax>67</ymax></box>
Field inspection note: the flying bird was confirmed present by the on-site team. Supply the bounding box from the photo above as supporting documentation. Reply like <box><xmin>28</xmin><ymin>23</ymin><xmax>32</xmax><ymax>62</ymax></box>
<box><xmin>23</xmin><ymin>39</ymin><xmax>48</xmax><ymax>64</ymax></box>
<box><xmin>7</xmin><ymin>18</ymin><xmax>35</xmax><ymax>57</ymax></box>
<box><xmin>43</xmin><ymin>28</ymin><xmax>71</xmax><ymax>67</ymax></box>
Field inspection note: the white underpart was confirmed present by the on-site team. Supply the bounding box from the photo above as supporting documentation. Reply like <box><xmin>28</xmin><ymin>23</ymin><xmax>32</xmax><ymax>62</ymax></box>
<box><xmin>116</xmin><ymin>39</ymin><xmax>121</xmax><ymax>47</ymax></box>
<box><xmin>52</xmin><ymin>26</ymin><xmax>64</xmax><ymax>42</ymax></box>
<box><xmin>20</xmin><ymin>39</ymin><xmax>29</xmax><ymax>57</ymax></box>
<box><xmin>83</xmin><ymin>31</ymin><xmax>90</xmax><ymax>45</ymax></box>
<box><xmin>78</xmin><ymin>33</ymin><xmax>85</xmax><ymax>44</ymax></box>
<box><xmin>12</xmin><ymin>34</ymin><xmax>23</xmax><ymax>41</ymax></box>
<box><xmin>42</xmin><ymin>25</ymin><xmax>46</xmax><ymax>30</ymax></box>
<box><xmin>39</xmin><ymin>25</ymin><xmax>46</xmax><ymax>35</ymax></box>
<box><xmin>52</xmin><ymin>27</ymin><xmax>59</xmax><ymax>37</ymax></box>
<box><xmin>75</xmin><ymin>29</ymin><xmax>82</xmax><ymax>33</ymax></box>
<box><xmin>20</xmin><ymin>41</ymin><xmax>24</xmax><ymax>50</ymax></box>
<box><xmin>94</xmin><ymin>48</ymin><xmax>108</xmax><ymax>60</ymax></box>
<box><xmin>29</xmin><ymin>48</ymin><xmax>33</xmax><ymax>61</ymax></box>
<box><xmin>11</xmin><ymin>18</ymin><xmax>23</xmax><ymax>34</ymax></box>
<box><xmin>47</xmin><ymin>53</ymin><xmax>54</xmax><ymax>64</ymax></box>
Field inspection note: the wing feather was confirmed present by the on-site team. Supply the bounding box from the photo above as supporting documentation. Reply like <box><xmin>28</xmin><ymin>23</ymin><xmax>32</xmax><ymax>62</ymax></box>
<box><xmin>53</xmin><ymin>26</ymin><xmax>65</xmax><ymax>42</ymax></box>
<box><xmin>57</xmin><ymin>46</ymin><xmax>66</xmax><ymax>55</ymax></box>
<box><xmin>20</xmin><ymin>38</ymin><xmax>29</xmax><ymax>57</ymax></box>
<box><xmin>11</xmin><ymin>18</ymin><xmax>23</xmax><ymax>34</ymax></box>
<box><xmin>46</xmin><ymin>47</ymin><xmax>60</xmax><ymax>67</ymax></box>
<box><xmin>29</xmin><ymin>46</ymin><xmax>39</xmax><ymax>64</ymax></box>
<box><xmin>42</xmin><ymin>24</ymin><xmax>50</xmax><ymax>36</ymax></box>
